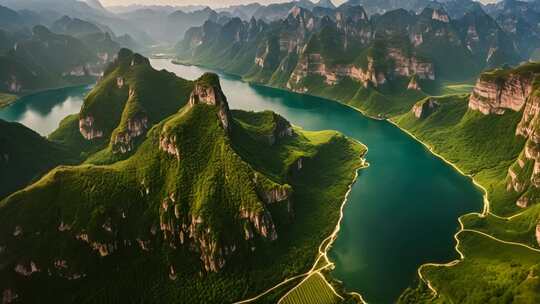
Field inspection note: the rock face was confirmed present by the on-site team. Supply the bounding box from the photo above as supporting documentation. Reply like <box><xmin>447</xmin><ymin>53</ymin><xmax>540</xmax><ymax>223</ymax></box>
<box><xmin>265</xmin><ymin>114</ymin><xmax>295</xmax><ymax>145</ymax></box>
<box><xmin>407</xmin><ymin>76</ymin><xmax>421</xmax><ymax>90</ymax></box>
<box><xmin>412</xmin><ymin>98</ymin><xmax>439</xmax><ymax>119</ymax></box>
<box><xmin>469</xmin><ymin>74</ymin><xmax>532</xmax><ymax>115</ymax></box>
<box><xmin>79</xmin><ymin>116</ymin><xmax>104</xmax><ymax>140</ymax></box>
<box><xmin>287</xmin><ymin>53</ymin><xmax>387</xmax><ymax>90</ymax></box>
<box><xmin>387</xmin><ymin>48</ymin><xmax>435</xmax><ymax>80</ymax></box>
<box><xmin>188</xmin><ymin>75</ymin><xmax>231</xmax><ymax>131</ymax></box>
<box><xmin>536</xmin><ymin>223</ymin><xmax>540</xmax><ymax>247</ymax></box>
<box><xmin>470</xmin><ymin>64</ymin><xmax>540</xmax><ymax>207</ymax></box>
<box><xmin>111</xmin><ymin>115</ymin><xmax>148</xmax><ymax>154</ymax></box>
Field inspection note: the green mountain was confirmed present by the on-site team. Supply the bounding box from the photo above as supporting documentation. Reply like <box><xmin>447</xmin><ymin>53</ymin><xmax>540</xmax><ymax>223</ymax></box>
<box><xmin>0</xmin><ymin>52</ymin><xmax>366</xmax><ymax>304</ymax></box>
<box><xmin>49</xmin><ymin>48</ymin><xmax>194</xmax><ymax>161</ymax></box>
<box><xmin>0</xmin><ymin>24</ymin><xmax>121</xmax><ymax>95</ymax></box>
<box><xmin>0</xmin><ymin>119</ymin><xmax>77</xmax><ymax>200</ymax></box>
<box><xmin>176</xmin><ymin>4</ymin><xmax>521</xmax><ymax>118</ymax></box>
<box><xmin>394</xmin><ymin>61</ymin><xmax>540</xmax><ymax>303</ymax></box>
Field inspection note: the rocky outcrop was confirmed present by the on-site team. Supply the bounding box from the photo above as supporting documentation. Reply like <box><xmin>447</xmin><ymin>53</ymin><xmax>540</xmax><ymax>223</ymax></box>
<box><xmin>79</xmin><ymin>116</ymin><xmax>104</xmax><ymax>140</ymax></box>
<box><xmin>288</xmin><ymin>53</ymin><xmax>386</xmax><ymax>89</ymax></box>
<box><xmin>14</xmin><ymin>261</ymin><xmax>39</xmax><ymax>277</ymax></box>
<box><xmin>188</xmin><ymin>76</ymin><xmax>231</xmax><ymax>131</ymax></box>
<box><xmin>387</xmin><ymin>48</ymin><xmax>435</xmax><ymax>80</ymax></box>
<box><xmin>469</xmin><ymin>74</ymin><xmax>533</xmax><ymax>115</ymax></box>
<box><xmin>412</xmin><ymin>98</ymin><xmax>439</xmax><ymax>119</ymax></box>
<box><xmin>407</xmin><ymin>76</ymin><xmax>421</xmax><ymax>90</ymax></box>
<box><xmin>112</xmin><ymin>115</ymin><xmax>148</xmax><ymax>154</ymax></box>
<box><xmin>159</xmin><ymin>134</ymin><xmax>180</xmax><ymax>160</ymax></box>
<box><xmin>536</xmin><ymin>223</ymin><xmax>540</xmax><ymax>247</ymax></box>
<box><xmin>6</xmin><ymin>76</ymin><xmax>22</xmax><ymax>93</ymax></box>
<box><xmin>240</xmin><ymin>208</ymin><xmax>278</xmax><ymax>241</ymax></box>
<box><xmin>432</xmin><ymin>9</ymin><xmax>450</xmax><ymax>23</ymax></box>
<box><xmin>264</xmin><ymin>114</ymin><xmax>295</xmax><ymax>145</ymax></box>
<box><xmin>2</xmin><ymin>289</ymin><xmax>18</xmax><ymax>303</ymax></box>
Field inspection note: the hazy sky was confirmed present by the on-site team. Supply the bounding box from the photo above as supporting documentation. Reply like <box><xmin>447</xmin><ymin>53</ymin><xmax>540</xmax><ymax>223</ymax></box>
<box><xmin>101</xmin><ymin>0</ymin><xmax>344</xmax><ymax>7</ymax></box>
<box><xmin>100</xmin><ymin>0</ymin><xmax>496</xmax><ymax>8</ymax></box>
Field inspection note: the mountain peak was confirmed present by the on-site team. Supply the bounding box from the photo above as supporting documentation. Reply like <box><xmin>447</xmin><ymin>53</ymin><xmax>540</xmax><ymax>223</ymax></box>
<box><xmin>316</xmin><ymin>0</ymin><xmax>336</xmax><ymax>9</ymax></box>
<box><xmin>188</xmin><ymin>73</ymin><xmax>231</xmax><ymax>131</ymax></box>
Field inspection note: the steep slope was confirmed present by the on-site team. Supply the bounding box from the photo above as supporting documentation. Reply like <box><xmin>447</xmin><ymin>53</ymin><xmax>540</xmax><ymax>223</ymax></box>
<box><xmin>177</xmin><ymin>5</ymin><xmax>521</xmax><ymax>118</ymax></box>
<box><xmin>49</xmin><ymin>49</ymin><xmax>194</xmax><ymax>161</ymax></box>
<box><xmin>394</xmin><ymin>61</ymin><xmax>540</xmax><ymax>303</ymax></box>
<box><xmin>0</xmin><ymin>119</ymin><xmax>77</xmax><ymax>200</ymax></box>
<box><xmin>0</xmin><ymin>69</ymin><xmax>366</xmax><ymax>304</ymax></box>
<box><xmin>0</xmin><ymin>25</ymin><xmax>117</xmax><ymax>94</ymax></box>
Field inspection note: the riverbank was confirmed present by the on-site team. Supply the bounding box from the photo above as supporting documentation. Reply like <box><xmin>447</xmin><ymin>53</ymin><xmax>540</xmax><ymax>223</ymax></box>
<box><xmin>0</xmin><ymin>93</ymin><xmax>18</xmax><ymax>109</ymax></box>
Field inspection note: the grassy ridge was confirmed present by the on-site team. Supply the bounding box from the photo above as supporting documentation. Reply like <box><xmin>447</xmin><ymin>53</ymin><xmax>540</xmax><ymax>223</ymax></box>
<box><xmin>0</xmin><ymin>98</ymin><xmax>366</xmax><ymax>303</ymax></box>
<box><xmin>401</xmin><ymin>232</ymin><xmax>540</xmax><ymax>304</ymax></box>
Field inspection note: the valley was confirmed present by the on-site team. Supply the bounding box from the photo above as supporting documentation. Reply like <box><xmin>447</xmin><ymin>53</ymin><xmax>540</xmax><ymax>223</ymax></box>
<box><xmin>2</xmin><ymin>0</ymin><xmax>540</xmax><ymax>303</ymax></box>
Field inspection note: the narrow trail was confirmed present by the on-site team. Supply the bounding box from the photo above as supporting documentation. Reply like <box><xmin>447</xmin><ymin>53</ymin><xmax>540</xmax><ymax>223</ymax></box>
<box><xmin>388</xmin><ymin>119</ymin><xmax>540</xmax><ymax>300</ymax></box>
<box><xmin>233</xmin><ymin>153</ymin><xmax>370</xmax><ymax>304</ymax></box>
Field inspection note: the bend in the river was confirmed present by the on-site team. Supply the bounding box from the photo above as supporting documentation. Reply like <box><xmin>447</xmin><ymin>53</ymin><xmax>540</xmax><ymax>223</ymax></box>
<box><xmin>0</xmin><ymin>59</ymin><xmax>484</xmax><ymax>304</ymax></box>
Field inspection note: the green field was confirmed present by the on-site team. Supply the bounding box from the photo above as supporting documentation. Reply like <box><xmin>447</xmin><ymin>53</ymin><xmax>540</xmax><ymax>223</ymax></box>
<box><xmin>280</xmin><ymin>273</ymin><xmax>341</xmax><ymax>304</ymax></box>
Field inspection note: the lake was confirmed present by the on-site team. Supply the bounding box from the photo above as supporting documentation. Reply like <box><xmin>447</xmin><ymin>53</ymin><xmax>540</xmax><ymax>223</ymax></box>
<box><xmin>0</xmin><ymin>59</ymin><xmax>483</xmax><ymax>303</ymax></box>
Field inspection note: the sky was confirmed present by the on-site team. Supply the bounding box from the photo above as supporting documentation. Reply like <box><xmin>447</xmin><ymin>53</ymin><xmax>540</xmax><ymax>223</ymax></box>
<box><xmin>100</xmin><ymin>0</ymin><xmax>496</xmax><ymax>8</ymax></box>
<box><xmin>101</xmin><ymin>0</ymin><xmax>357</xmax><ymax>8</ymax></box>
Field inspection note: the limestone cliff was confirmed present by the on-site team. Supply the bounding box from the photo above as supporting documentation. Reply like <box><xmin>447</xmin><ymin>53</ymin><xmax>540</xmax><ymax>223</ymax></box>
<box><xmin>188</xmin><ymin>74</ymin><xmax>231</xmax><ymax>131</ymax></box>
<box><xmin>412</xmin><ymin>98</ymin><xmax>439</xmax><ymax>119</ymax></box>
<box><xmin>469</xmin><ymin>73</ymin><xmax>532</xmax><ymax>115</ymax></box>
<box><xmin>468</xmin><ymin>64</ymin><xmax>540</xmax><ymax>207</ymax></box>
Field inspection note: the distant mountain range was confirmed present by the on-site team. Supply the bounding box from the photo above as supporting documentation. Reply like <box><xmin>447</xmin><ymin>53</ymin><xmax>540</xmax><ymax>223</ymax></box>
<box><xmin>176</xmin><ymin>2</ymin><xmax>526</xmax><ymax>117</ymax></box>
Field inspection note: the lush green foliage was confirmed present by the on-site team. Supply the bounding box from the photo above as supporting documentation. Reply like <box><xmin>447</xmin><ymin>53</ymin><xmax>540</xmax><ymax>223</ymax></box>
<box><xmin>400</xmin><ymin>232</ymin><xmax>540</xmax><ymax>304</ymax></box>
<box><xmin>0</xmin><ymin>95</ymin><xmax>365</xmax><ymax>303</ymax></box>
<box><xmin>0</xmin><ymin>119</ymin><xmax>78</xmax><ymax>200</ymax></box>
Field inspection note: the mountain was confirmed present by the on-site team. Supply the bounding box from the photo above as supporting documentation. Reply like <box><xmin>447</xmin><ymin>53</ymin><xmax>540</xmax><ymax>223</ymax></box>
<box><xmin>0</xmin><ymin>50</ymin><xmax>366</xmax><ymax>304</ymax></box>
<box><xmin>484</xmin><ymin>0</ymin><xmax>540</xmax><ymax>60</ymax></box>
<box><xmin>0</xmin><ymin>119</ymin><xmax>77</xmax><ymax>200</ymax></box>
<box><xmin>117</xmin><ymin>7</ymin><xmax>219</xmax><ymax>43</ymax></box>
<box><xmin>0</xmin><ymin>25</ymin><xmax>119</xmax><ymax>95</ymax></box>
<box><xmin>177</xmin><ymin>5</ymin><xmax>520</xmax><ymax>118</ymax></box>
<box><xmin>216</xmin><ymin>3</ymin><xmax>263</xmax><ymax>20</ymax></box>
<box><xmin>82</xmin><ymin>0</ymin><xmax>107</xmax><ymax>13</ymax></box>
<box><xmin>316</xmin><ymin>0</ymin><xmax>336</xmax><ymax>9</ymax></box>
<box><xmin>47</xmin><ymin>49</ymin><xmax>193</xmax><ymax>162</ymax></box>
<box><xmin>51</xmin><ymin>15</ymin><xmax>103</xmax><ymax>37</ymax></box>
<box><xmin>0</xmin><ymin>0</ymin><xmax>153</xmax><ymax>48</ymax></box>
<box><xmin>344</xmin><ymin>0</ymin><xmax>432</xmax><ymax>15</ymax></box>
<box><xmin>395</xmin><ymin>60</ymin><xmax>540</xmax><ymax>304</ymax></box>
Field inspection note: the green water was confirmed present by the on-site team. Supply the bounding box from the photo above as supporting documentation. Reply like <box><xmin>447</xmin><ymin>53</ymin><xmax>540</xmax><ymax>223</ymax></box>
<box><xmin>0</xmin><ymin>59</ymin><xmax>483</xmax><ymax>303</ymax></box>
<box><xmin>0</xmin><ymin>85</ymin><xmax>92</xmax><ymax>136</ymax></box>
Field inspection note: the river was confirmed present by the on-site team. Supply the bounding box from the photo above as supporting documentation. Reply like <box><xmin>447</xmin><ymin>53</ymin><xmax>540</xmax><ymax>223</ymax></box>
<box><xmin>0</xmin><ymin>59</ymin><xmax>483</xmax><ymax>303</ymax></box>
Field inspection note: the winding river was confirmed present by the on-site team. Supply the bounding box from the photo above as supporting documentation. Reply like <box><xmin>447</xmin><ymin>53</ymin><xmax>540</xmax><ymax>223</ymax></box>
<box><xmin>0</xmin><ymin>59</ymin><xmax>483</xmax><ymax>303</ymax></box>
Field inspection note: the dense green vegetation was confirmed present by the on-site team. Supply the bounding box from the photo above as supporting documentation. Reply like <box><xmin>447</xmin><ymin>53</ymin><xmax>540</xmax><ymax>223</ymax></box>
<box><xmin>394</xmin><ymin>61</ymin><xmax>540</xmax><ymax>302</ymax></box>
<box><xmin>400</xmin><ymin>231</ymin><xmax>540</xmax><ymax>304</ymax></box>
<box><xmin>0</xmin><ymin>119</ymin><xmax>78</xmax><ymax>200</ymax></box>
<box><xmin>0</xmin><ymin>68</ymin><xmax>366</xmax><ymax>303</ymax></box>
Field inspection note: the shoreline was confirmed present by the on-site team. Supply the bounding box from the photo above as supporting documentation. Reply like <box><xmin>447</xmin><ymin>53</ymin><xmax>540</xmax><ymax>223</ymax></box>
<box><xmin>234</xmin><ymin>148</ymin><xmax>370</xmax><ymax>304</ymax></box>
<box><xmin>166</xmin><ymin>59</ymin><xmax>486</xmax><ymax>303</ymax></box>
<box><xmin>164</xmin><ymin>58</ymin><xmax>505</xmax><ymax>302</ymax></box>
<box><xmin>0</xmin><ymin>83</ymin><xmax>94</xmax><ymax>110</ymax></box>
